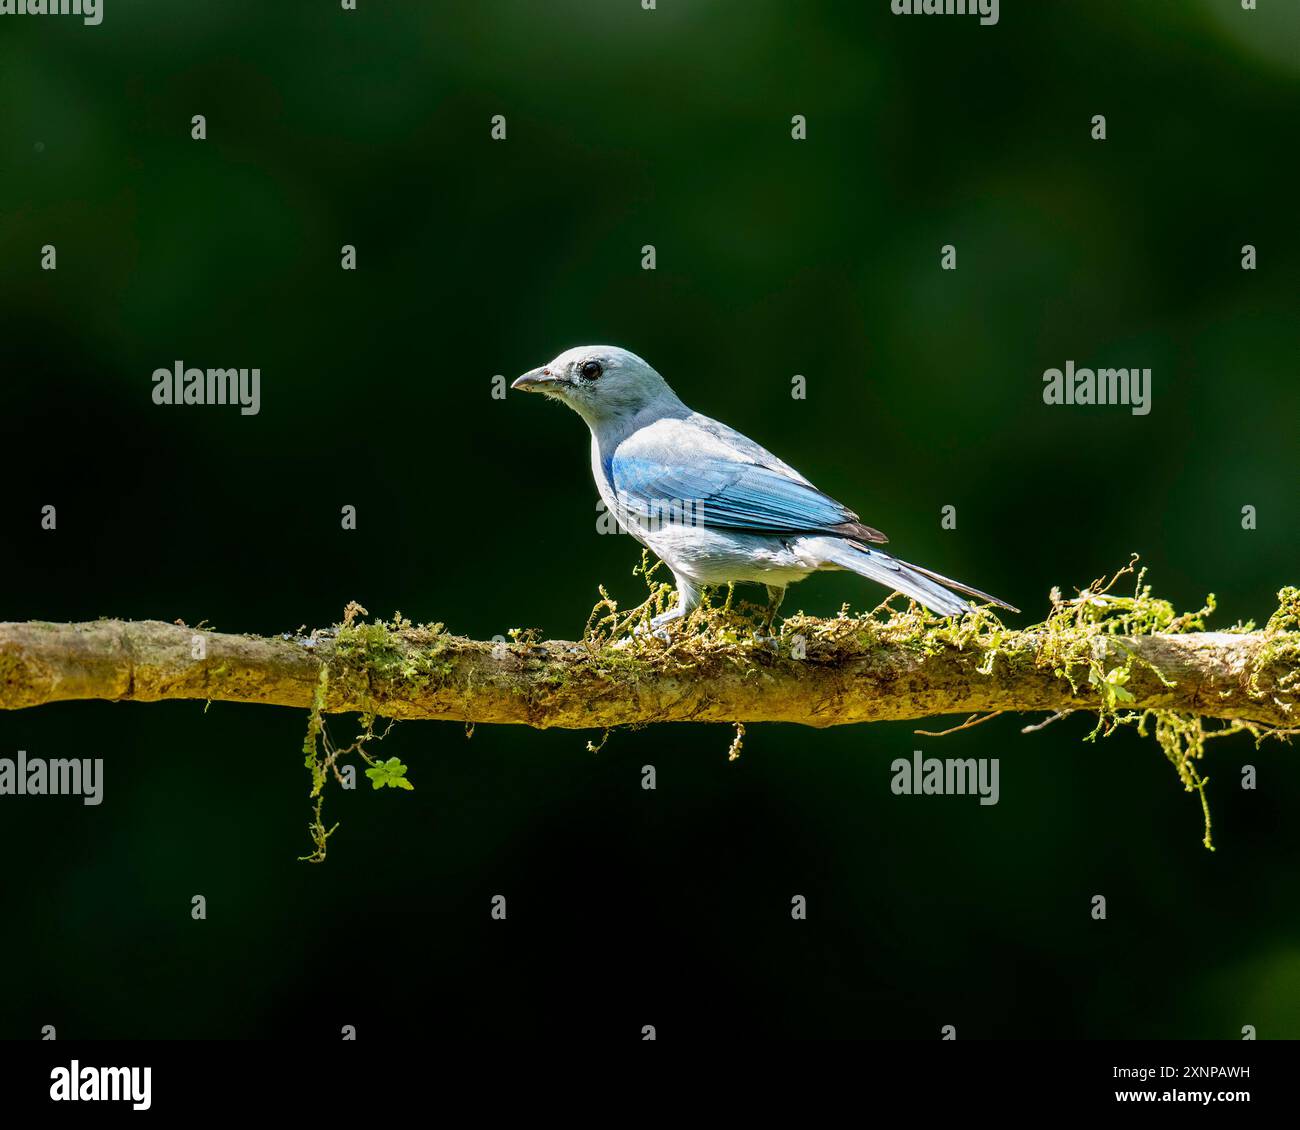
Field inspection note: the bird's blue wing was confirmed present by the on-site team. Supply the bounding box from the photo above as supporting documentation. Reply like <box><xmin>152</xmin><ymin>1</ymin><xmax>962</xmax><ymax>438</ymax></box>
<box><xmin>608</xmin><ymin>417</ymin><xmax>883</xmax><ymax>540</ymax></box>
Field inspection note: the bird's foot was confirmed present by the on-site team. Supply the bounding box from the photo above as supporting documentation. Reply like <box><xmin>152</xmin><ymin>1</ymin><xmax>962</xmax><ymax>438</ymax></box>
<box><xmin>299</xmin><ymin>626</ymin><xmax>337</xmax><ymax>649</ymax></box>
<box><xmin>612</xmin><ymin>625</ymin><xmax>671</xmax><ymax>648</ymax></box>
<box><xmin>612</xmin><ymin>607</ymin><xmax>686</xmax><ymax>647</ymax></box>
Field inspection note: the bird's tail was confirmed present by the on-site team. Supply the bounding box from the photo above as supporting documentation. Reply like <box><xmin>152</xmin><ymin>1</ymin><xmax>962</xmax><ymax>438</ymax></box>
<box><xmin>805</xmin><ymin>537</ymin><xmax>1019</xmax><ymax>617</ymax></box>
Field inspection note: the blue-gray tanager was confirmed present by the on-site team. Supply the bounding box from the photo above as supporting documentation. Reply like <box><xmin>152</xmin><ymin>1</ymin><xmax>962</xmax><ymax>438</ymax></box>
<box><xmin>513</xmin><ymin>346</ymin><xmax>1017</xmax><ymax>630</ymax></box>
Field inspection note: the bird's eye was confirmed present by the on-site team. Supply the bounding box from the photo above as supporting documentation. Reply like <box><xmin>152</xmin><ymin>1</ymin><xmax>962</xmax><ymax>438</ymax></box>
<box><xmin>581</xmin><ymin>360</ymin><xmax>603</xmax><ymax>381</ymax></box>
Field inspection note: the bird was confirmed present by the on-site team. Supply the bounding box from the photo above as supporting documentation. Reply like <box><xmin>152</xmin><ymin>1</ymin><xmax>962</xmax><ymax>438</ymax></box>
<box><xmin>512</xmin><ymin>345</ymin><xmax>1018</xmax><ymax>632</ymax></box>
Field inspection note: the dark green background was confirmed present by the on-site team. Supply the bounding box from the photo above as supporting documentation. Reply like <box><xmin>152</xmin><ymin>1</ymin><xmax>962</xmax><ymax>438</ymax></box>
<box><xmin>2</xmin><ymin>0</ymin><xmax>1297</xmax><ymax>1039</ymax></box>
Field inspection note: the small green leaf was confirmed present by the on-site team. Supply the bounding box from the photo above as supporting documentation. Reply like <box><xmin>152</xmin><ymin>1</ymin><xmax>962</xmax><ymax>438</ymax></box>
<box><xmin>363</xmin><ymin>757</ymin><xmax>414</xmax><ymax>791</ymax></box>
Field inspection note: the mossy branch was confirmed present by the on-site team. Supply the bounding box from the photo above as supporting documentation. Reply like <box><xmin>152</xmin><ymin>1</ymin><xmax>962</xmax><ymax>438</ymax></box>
<box><xmin>0</xmin><ymin>604</ymin><xmax>1294</xmax><ymax>729</ymax></box>
<box><xmin>4</xmin><ymin>563</ymin><xmax>1292</xmax><ymax>857</ymax></box>
<box><xmin>5</xmin><ymin>562</ymin><xmax>1296</xmax><ymax>857</ymax></box>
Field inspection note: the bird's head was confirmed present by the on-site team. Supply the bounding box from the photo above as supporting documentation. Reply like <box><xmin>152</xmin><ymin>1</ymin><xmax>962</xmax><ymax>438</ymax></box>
<box><xmin>512</xmin><ymin>346</ymin><xmax>679</xmax><ymax>426</ymax></box>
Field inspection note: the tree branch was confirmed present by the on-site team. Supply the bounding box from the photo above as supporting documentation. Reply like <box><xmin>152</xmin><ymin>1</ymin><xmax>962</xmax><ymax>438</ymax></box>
<box><xmin>1</xmin><ymin>618</ymin><xmax>1294</xmax><ymax>729</ymax></box>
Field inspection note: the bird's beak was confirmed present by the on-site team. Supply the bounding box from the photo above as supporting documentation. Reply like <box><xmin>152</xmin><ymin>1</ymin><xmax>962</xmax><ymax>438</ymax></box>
<box><xmin>511</xmin><ymin>367</ymin><xmax>560</xmax><ymax>392</ymax></box>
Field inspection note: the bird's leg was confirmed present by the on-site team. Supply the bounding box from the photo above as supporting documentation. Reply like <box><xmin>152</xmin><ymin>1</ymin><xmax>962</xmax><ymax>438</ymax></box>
<box><xmin>615</xmin><ymin>579</ymin><xmax>701</xmax><ymax>647</ymax></box>
<box><xmin>647</xmin><ymin>577</ymin><xmax>702</xmax><ymax>634</ymax></box>
<box><xmin>764</xmin><ymin>585</ymin><xmax>786</xmax><ymax>630</ymax></box>
<box><xmin>761</xmin><ymin>585</ymin><xmax>786</xmax><ymax>641</ymax></box>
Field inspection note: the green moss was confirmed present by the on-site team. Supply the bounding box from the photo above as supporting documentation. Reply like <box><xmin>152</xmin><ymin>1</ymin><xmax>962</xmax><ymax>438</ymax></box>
<box><xmin>290</xmin><ymin>563</ymin><xmax>1295</xmax><ymax>861</ymax></box>
<box><xmin>1249</xmin><ymin>585</ymin><xmax>1300</xmax><ymax>698</ymax></box>
<box><xmin>331</xmin><ymin>614</ymin><xmax>453</xmax><ymax>705</ymax></box>
<box><xmin>297</xmin><ymin>611</ymin><xmax>435</xmax><ymax>862</ymax></box>
<box><xmin>572</xmin><ymin>554</ymin><xmax>1297</xmax><ymax>853</ymax></box>
<box><xmin>298</xmin><ymin>665</ymin><xmax>335</xmax><ymax>863</ymax></box>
